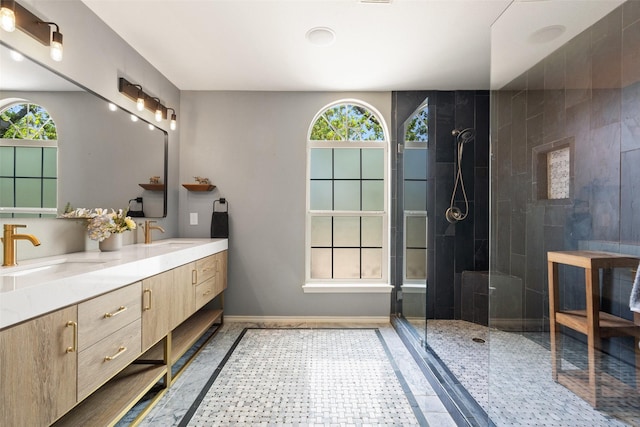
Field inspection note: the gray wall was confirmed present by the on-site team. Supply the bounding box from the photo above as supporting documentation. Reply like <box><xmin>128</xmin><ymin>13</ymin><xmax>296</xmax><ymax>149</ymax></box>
<box><xmin>0</xmin><ymin>0</ymin><xmax>180</xmax><ymax>257</ymax></box>
<box><xmin>179</xmin><ymin>91</ymin><xmax>393</xmax><ymax>317</ymax></box>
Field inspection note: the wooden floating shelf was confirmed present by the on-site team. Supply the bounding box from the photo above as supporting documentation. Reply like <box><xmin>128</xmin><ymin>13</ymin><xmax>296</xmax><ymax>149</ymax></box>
<box><xmin>182</xmin><ymin>184</ymin><xmax>216</xmax><ymax>192</ymax></box>
<box><xmin>138</xmin><ymin>183</ymin><xmax>165</xmax><ymax>191</ymax></box>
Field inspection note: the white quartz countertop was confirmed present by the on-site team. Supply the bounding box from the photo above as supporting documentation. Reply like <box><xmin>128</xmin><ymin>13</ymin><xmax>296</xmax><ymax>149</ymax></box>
<box><xmin>0</xmin><ymin>238</ymin><xmax>228</xmax><ymax>330</ymax></box>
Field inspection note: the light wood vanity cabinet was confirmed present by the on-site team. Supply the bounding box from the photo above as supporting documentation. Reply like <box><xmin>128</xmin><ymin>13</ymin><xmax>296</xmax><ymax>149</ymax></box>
<box><xmin>77</xmin><ymin>282</ymin><xmax>142</xmax><ymax>400</ymax></box>
<box><xmin>141</xmin><ymin>271</ymin><xmax>174</xmax><ymax>351</ymax></box>
<box><xmin>171</xmin><ymin>262</ymin><xmax>196</xmax><ymax>330</ymax></box>
<box><xmin>2</xmin><ymin>248</ymin><xmax>228</xmax><ymax>426</ymax></box>
<box><xmin>0</xmin><ymin>306</ymin><xmax>78</xmax><ymax>426</ymax></box>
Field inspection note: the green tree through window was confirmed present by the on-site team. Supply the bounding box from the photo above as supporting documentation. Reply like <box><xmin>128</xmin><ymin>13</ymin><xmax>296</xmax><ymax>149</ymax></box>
<box><xmin>0</xmin><ymin>103</ymin><xmax>57</xmax><ymax>140</ymax></box>
<box><xmin>311</xmin><ymin>104</ymin><xmax>384</xmax><ymax>141</ymax></box>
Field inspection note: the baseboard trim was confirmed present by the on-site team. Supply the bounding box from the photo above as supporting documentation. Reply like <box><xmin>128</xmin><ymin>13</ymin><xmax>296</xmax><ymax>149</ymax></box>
<box><xmin>224</xmin><ymin>315</ymin><xmax>391</xmax><ymax>324</ymax></box>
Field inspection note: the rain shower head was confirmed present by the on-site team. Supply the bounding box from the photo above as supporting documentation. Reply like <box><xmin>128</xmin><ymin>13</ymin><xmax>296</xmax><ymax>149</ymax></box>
<box><xmin>452</xmin><ymin>128</ymin><xmax>475</xmax><ymax>143</ymax></box>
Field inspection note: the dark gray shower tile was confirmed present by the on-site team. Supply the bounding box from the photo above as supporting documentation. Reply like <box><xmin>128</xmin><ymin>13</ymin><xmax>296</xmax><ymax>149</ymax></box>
<box><xmin>435</xmin><ymin>236</ymin><xmax>455</xmax><ymax>319</ymax></box>
<box><xmin>496</xmin><ymin>200</ymin><xmax>511</xmax><ymax>274</ymax></box>
<box><xmin>475</xmin><ymin>94</ymin><xmax>490</xmax><ymax>168</ymax></box>
<box><xmin>592</xmin><ymin>6</ymin><xmax>622</xmax><ymax>89</ymax></box>
<box><xmin>436</xmin><ymin>92</ymin><xmax>456</xmax><ymax>163</ymax></box>
<box><xmin>474</xmin><ymin>240</ymin><xmax>489</xmax><ymax>272</ymax></box>
<box><xmin>591</xmin><ymin>89</ymin><xmax>621</xmax><ymax>130</ymax></box>
<box><xmin>624</xmin><ymin>0</ymin><xmax>640</xmax><ymax>28</ymax></box>
<box><xmin>565</xmin><ymin>100</ymin><xmax>591</xmax><ymax>150</ymax></box>
<box><xmin>511</xmin><ymin>91</ymin><xmax>527</xmax><ymax>175</ymax></box>
<box><xmin>527</xmin><ymin>63</ymin><xmax>545</xmax><ymax>119</ymax></box>
<box><xmin>455</xmin><ymin>91</ymin><xmax>475</xmax><ymax>131</ymax></box>
<box><xmin>511</xmin><ymin>210</ymin><xmax>526</xmax><ymax>257</ymax></box>
<box><xmin>621</xmin><ymin>81</ymin><xmax>640</xmax><ymax>152</ymax></box>
<box><xmin>474</xmin><ymin>167</ymin><xmax>489</xmax><ymax>240</ymax></box>
<box><xmin>544</xmin><ymin>48</ymin><xmax>566</xmax><ymax>90</ymax></box>
<box><xmin>526</xmin><ymin>113</ymin><xmax>543</xmax><ymax>178</ymax></box>
<box><xmin>621</xmin><ymin>148</ymin><xmax>640</xmax><ymax>242</ymax></box>
<box><xmin>565</xmin><ymin>30</ymin><xmax>592</xmax><ymax>108</ymax></box>
<box><xmin>497</xmin><ymin>90</ymin><xmax>513</xmax><ymax>127</ymax></box>
<box><xmin>473</xmin><ymin>293</ymin><xmax>488</xmax><ymax>326</ymax></box>
<box><xmin>454</xmin><ymin>273</ymin><xmax>462</xmax><ymax>319</ymax></box>
<box><xmin>511</xmin><ymin>254</ymin><xmax>526</xmax><ymax>285</ymax></box>
<box><xmin>496</xmin><ymin>123</ymin><xmax>512</xmax><ymax>202</ymax></box>
<box><xmin>543</xmin><ymin>89</ymin><xmax>566</xmax><ymax>143</ymax></box>
<box><xmin>524</xmin><ymin>289</ymin><xmax>545</xmax><ymax>329</ymax></box>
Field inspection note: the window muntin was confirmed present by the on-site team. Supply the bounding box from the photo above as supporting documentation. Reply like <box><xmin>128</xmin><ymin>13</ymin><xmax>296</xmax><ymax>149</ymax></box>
<box><xmin>0</xmin><ymin>102</ymin><xmax>58</xmax><ymax>218</ymax></box>
<box><xmin>306</xmin><ymin>101</ymin><xmax>388</xmax><ymax>283</ymax></box>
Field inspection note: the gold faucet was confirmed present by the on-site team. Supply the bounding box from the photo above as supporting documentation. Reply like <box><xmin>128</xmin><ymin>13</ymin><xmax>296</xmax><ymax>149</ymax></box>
<box><xmin>144</xmin><ymin>220</ymin><xmax>165</xmax><ymax>244</ymax></box>
<box><xmin>2</xmin><ymin>224</ymin><xmax>41</xmax><ymax>267</ymax></box>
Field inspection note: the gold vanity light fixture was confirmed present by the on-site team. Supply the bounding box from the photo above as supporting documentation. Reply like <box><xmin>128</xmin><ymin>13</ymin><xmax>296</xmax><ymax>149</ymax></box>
<box><xmin>167</xmin><ymin>107</ymin><xmax>177</xmax><ymax>131</ymax></box>
<box><xmin>0</xmin><ymin>1</ymin><xmax>64</xmax><ymax>61</ymax></box>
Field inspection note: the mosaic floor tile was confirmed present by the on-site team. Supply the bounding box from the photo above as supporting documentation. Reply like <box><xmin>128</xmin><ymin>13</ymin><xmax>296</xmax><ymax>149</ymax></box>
<box><xmin>182</xmin><ymin>329</ymin><xmax>424</xmax><ymax>426</ymax></box>
<box><xmin>416</xmin><ymin>319</ymin><xmax>640</xmax><ymax>426</ymax></box>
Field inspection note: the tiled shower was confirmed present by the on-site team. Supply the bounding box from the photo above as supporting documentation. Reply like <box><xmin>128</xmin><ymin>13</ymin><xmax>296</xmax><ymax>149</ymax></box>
<box><xmin>393</xmin><ymin>1</ymin><xmax>640</xmax><ymax>425</ymax></box>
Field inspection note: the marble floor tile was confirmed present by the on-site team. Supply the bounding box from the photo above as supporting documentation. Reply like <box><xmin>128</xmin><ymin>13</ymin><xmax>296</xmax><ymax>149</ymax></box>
<box><xmin>128</xmin><ymin>322</ymin><xmax>452</xmax><ymax>426</ymax></box>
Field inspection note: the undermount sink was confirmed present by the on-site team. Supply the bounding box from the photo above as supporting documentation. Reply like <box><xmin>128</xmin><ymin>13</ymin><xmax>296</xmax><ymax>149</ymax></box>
<box><xmin>145</xmin><ymin>240</ymin><xmax>202</xmax><ymax>248</ymax></box>
<box><xmin>1</xmin><ymin>258</ymin><xmax>107</xmax><ymax>292</ymax></box>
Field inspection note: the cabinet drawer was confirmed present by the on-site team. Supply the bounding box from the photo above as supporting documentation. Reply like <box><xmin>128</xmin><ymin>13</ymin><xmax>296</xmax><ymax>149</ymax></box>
<box><xmin>77</xmin><ymin>319</ymin><xmax>141</xmax><ymax>400</ymax></box>
<box><xmin>195</xmin><ymin>255</ymin><xmax>217</xmax><ymax>284</ymax></box>
<box><xmin>195</xmin><ymin>277</ymin><xmax>216</xmax><ymax>311</ymax></box>
<box><xmin>78</xmin><ymin>282</ymin><xmax>142</xmax><ymax>350</ymax></box>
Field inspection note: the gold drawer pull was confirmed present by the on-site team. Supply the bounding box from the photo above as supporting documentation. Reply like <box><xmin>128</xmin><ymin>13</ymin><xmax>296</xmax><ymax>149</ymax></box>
<box><xmin>192</xmin><ymin>269</ymin><xmax>197</xmax><ymax>285</ymax></box>
<box><xmin>143</xmin><ymin>288</ymin><xmax>152</xmax><ymax>311</ymax></box>
<box><xmin>104</xmin><ymin>306</ymin><xmax>127</xmax><ymax>318</ymax></box>
<box><xmin>65</xmin><ymin>320</ymin><xmax>77</xmax><ymax>353</ymax></box>
<box><xmin>104</xmin><ymin>346</ymin><xmax>127</xmax><ymax>361</ymax></box>
<box><xmin>203</xmin><ymin>289</ymin><xmax>211</xmax><ymax>296</ymax></box>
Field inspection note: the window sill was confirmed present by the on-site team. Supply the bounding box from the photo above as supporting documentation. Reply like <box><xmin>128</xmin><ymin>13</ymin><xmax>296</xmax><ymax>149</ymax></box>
<box><xmin>302</xmin><ymin>283</ymin><xmax>393</xmax><ymax>294</ymax></box>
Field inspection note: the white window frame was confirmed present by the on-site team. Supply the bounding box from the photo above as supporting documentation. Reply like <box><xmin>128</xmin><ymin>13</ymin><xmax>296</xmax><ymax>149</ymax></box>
<box><xmin>303</xmin><ymin>99</ymin><xmax>391</xmax><ymax>294</ymax></box>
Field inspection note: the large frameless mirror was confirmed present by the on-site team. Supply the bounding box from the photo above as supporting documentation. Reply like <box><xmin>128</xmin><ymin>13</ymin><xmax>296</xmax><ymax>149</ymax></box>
<box><xmin>0</xmin><ymin>42</ymin><xmax>168</xmax><ymax>218</ymax></box>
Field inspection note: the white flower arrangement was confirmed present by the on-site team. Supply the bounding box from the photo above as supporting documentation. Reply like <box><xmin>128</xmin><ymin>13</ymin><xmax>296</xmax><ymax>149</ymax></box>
<box><xmin>62</xmin><ymin>208</ymin><xmax>137</xmax><ymax>242</ymax></box>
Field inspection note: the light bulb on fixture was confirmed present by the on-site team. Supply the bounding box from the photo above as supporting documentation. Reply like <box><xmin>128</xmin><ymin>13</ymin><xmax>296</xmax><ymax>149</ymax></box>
<box><xmin>148</xmin><ymin>123</ymin><xmax>154</xmax><ymax>130</ymax></box>
<box><xmin>167</xmin><ymin>108</ymin><xmax>177</xmax><ymax>131</ymax></box>
<box><xmin>0</xmin><ymin>0</ymin><xmax>15</xmax><ymax>32</ymax></box>
<box><xmin>130</xmin><ymin>114</ymin><xmax>138</xmax><ymax>122</ymax></box>
<box><xmin>108</xmin><ymin>103</ymin><xmax>117</xmax><ymax>111</ymax></box>
<box><xmin>132</xmin><ymin>85</ymin><xmax>144</xmax><ymax>111</ymax></box>
<box><xmin>152</xmin><ymin>98</ymin><xmax>162</xmax><ymax>122</ymax></box>
<box><xmin>0</xmin><ymin>0</ymin><xmax>16</xmax><ymax>32</ymax></box>
<box><xmin>50</xmin><ymin>27</ymin><xmax>63</xmax><ymax>61</ymax></box>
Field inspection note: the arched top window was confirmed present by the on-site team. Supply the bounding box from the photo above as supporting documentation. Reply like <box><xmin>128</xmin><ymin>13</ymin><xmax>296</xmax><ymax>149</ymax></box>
<box><xmin>0</xmin><ymin>102</ymin><xmax>58</xmax><ymax>140</ymax></box>
<box><xmin>305</xmin><ymin>100</ymin><xmax>390</xmax><ymax>290</ymax></box>
<box><xmin>403</xmin><ymin>101</ymin><xmax>428</xmax><ymax>143</ymax></box>
<box><xmin>309</xmin><ymin>102</ymin><xmax>385</xmax><ymax>142</ymax></box>
<box><xmin>0</xmin><ymin>101</ymin><xmax>58</xmax><ymax>217</ymax></box>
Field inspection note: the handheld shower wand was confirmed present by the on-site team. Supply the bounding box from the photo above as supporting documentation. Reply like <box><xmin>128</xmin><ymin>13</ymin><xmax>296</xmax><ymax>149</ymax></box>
<box><xmin>446</xmin><ymin>128</ymin><xmax>475</xmax><ymax>223</ymax></box>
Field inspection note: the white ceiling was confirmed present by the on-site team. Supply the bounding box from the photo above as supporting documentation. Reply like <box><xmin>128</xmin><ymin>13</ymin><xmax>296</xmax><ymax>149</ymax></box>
<box><xmin>59</xmin><ymin>0</ymin><xmax>631</xmax><ymax>92</ymax></box>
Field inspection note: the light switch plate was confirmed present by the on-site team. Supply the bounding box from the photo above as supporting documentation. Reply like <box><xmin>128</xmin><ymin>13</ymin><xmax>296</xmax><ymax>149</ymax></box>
<box><xmin>190</xmin><ymin>212</ymin><xmax>198</xmax><ymax>225</ymax></box>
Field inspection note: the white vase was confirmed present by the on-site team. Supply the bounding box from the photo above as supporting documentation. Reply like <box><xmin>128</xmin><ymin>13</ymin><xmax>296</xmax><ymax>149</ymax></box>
<box><xmin>99</xmin><ymin>233</ymin><xmax>123</xmax><ymax>251</ymax></box>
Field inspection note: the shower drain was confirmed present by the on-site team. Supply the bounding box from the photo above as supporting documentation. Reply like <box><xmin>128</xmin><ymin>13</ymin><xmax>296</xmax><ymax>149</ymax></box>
<box><xmin>472</xmin><ymin>337</ymin><xmax>485</xmax><ymax>343</ymax></box>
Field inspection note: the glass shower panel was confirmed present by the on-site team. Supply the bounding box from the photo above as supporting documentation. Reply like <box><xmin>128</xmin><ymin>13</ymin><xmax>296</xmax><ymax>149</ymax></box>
<box><xmin>488</xmin><ymin>2</ymin><xmax>639</xmax><ymax>425</ymax></box>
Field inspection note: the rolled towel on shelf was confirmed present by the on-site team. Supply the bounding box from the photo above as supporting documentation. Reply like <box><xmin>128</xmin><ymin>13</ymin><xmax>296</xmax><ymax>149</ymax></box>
<box><xmin>629</xmin><ymin>262</ymin><xmax>640</xmax><ymax>313</ymax></box>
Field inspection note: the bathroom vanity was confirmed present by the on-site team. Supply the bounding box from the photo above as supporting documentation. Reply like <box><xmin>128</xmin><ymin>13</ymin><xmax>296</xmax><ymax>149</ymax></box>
<box><xmin>0</xmin><ymin>238</ymin><xmax>227</xmax><ymax>426</ymax></box>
